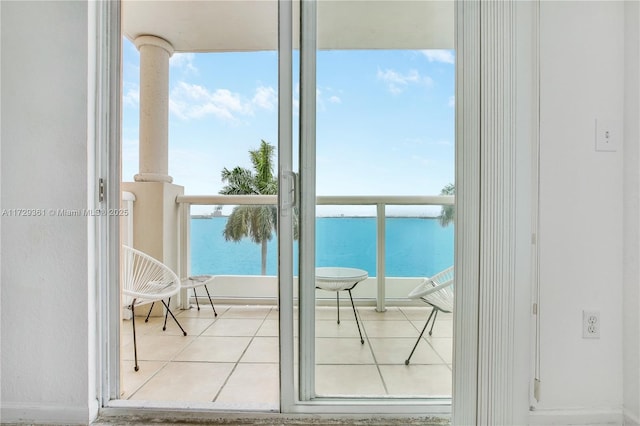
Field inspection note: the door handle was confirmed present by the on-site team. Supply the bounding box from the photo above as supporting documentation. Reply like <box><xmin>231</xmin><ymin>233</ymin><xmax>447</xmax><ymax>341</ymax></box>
<box><xmin>280</xmin><ymin>170</ymin><xmax>298</xmax><ymax>215</ymax></box>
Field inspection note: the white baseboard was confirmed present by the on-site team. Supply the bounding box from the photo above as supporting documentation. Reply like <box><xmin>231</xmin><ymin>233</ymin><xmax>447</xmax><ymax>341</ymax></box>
<box><xmin>1</xmin><ymin>402</ymin><xmax>94</xmax><ymax>425</ymax></box>
<box><xmin>529</xmin><ymin>408</ymin><xmax>623</xmax><ymax>425</ymax></box>
<box><xmin>625</xmin><ymin>409</ymin><xmax>640</xmax><ymax>426</ymax></box>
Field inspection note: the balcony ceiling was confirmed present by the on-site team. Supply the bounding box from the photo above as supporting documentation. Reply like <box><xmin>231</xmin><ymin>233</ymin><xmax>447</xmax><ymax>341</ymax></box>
<box><xmin>122</xmin><ymin>0</ymin><xmax>454</xmax><ymax>52</ymax></box>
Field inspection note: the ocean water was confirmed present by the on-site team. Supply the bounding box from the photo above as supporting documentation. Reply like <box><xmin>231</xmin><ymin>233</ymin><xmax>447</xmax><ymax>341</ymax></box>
<box><xmin>191</xmin><ymin>217</ymin><xmax>454</xmax><ymax>278</ymax></box>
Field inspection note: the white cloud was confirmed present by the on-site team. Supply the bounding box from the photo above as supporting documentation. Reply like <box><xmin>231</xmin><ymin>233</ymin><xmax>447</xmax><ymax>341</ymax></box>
<box><xmin>252</xmin><ymin>86</ymin><xmax>277</xmax><ymax>110</ymax></box>
<box><xmin>170</xmin><ymin>53</ymin><xmax>197</xmax><ymax>73</ymax></box>
<box><xmin>123</xmin><ymin>85</ymin><xmax>139</xmax><ymax>107</ymax></box>
<box><xmin>411</xmin><ymin>154</ymin><xmax>431</xmax><ymax>166</ymax></box>
<box><xmin>421</xmin><ymin>50</ymin><xmax>455</xmax><ymax>64</ymax></box>
<box><xmin>169</xmin><ymin>82</ymin><xmax>276</xmax><ymax>122</ymax></box>
<box><xmin>329</xmin><ymin>95</ymin><xmax>342</xmax><ymax>104</ymax></box>
<box><xmin>448</xmin><ymin>95</ymin><xmax>455</xmax><ymax>108</ymax></box>
<box><xmin>377</xmin><ymin>68</ymin><xmax>432</xmax><ymax>94</ymax></box>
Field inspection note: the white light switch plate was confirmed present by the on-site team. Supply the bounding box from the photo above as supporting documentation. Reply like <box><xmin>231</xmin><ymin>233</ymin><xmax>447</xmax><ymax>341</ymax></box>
<box><xmin>596</xmin><ymin>119</ymin><xmax>619</xmax><ymax>152</ymax></box>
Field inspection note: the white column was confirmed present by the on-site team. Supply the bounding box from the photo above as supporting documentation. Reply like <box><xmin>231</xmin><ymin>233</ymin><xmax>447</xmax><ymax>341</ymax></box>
<box><xmin>454</xmin><ymin>1</ymin><xmax>536</xmax><ymax>425</ymax></box>
<box><xmin>134</xmin><ymin>35</ymin><xmax>173</xmax><ymax>183</ymax></box>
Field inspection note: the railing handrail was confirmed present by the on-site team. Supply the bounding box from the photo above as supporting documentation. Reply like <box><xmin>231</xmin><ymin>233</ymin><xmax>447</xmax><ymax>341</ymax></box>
<box><xmin>176</xmin><ymin>193</ymin><xmax>455</xmax><ymax>312</ymax></box>
<box><xmin>176</xmin><ymin>194</ymin><xmax>454</xmax><ymax>206</ymax></box>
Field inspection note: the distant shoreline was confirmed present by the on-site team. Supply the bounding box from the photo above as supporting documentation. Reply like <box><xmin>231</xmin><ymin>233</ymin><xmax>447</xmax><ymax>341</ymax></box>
<box><xmin>192</xmin><ymin>215</ymin><xmax>440</xmax><ymax>219</ymax></box>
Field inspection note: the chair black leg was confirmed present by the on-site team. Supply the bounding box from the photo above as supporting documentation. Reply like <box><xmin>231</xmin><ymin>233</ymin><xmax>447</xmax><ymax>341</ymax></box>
<box><xmin>131</xmin><ymin>300</ymin><xmax>139</xmax><ymax>372</ymax></box>
<box><xmin>161</xmin><ymin>299</ymin><xmax>187</xmax><ymax>336</ymax></box>
<box><xmin>336</xmin><ymin>292</ymin><xmax>340</xmax><ymax>324</ymax></box>
<box><xmin>193</xmin><ymin>287</ymin><xmax>201</xmax><ymax>310</ymax></box>
<box><xmin>428</xmin><ymin>309</ymin><xmax>439</xmax><ymax>336</ymax></box>
<box><xmin>405</xmin><ymin>308</ymin><xmax>437</xmax><ymax>365</ymax></box>
<box><xmin>347</xmin><ymin>289</ymin><xmax>364</xmax><ymax>344</ymax></box>
<box><xmin>203</xmin><ymin>284</ymin><xmax>218</xmax><ymax>316</ymax></box>
<box><xmin>144</xmin><ymin>302</ymin><xmax>155</xmax><ymax>323</ymax></box>
<box><xmin>162</xmin><ymin>297</ymin><xmax>171</xmax><ymax>331</ymax></box>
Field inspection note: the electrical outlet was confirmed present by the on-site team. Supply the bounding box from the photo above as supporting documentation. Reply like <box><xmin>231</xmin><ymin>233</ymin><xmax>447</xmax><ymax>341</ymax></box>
<box><xmin>583</xmin><ymin>310</ymin><xmax>600</xmax><ymax>339</ymax></box>
<box><xmin>596</xmin><ymin>119</ymin><xmax>619</xmax><ymax>152</ymax></box>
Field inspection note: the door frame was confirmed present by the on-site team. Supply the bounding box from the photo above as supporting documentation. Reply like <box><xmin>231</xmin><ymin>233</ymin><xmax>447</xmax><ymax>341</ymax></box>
<box><xmin>96</xmin><ymin>1</ymin><xmax>539</xmax><ymax>423</ymax></box>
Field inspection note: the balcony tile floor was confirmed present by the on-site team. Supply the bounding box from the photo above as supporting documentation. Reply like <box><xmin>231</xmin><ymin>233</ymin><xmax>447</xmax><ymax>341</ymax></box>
<box><xmin>120</xmin><ymin>304</ymin><xmax>452</xmax><ymax>407</ymax></box>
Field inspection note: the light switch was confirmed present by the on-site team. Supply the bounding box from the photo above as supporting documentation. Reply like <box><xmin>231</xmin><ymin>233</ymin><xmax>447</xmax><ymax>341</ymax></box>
<box><xmin>596</xmin><ymin>119</ymin><xmax>618</xmax><ymax>152</ymax></box>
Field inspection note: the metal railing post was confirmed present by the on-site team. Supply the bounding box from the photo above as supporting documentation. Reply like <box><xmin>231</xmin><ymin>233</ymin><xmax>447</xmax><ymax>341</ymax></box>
<box><xmin>376</xmin><ymin>203</ymin><xmax>386</xmax><ymax>312</ymax></box>
<box><xmin>179</xmin><ymin>201</ymin><xmax>191</xmax><ymax>309</ymax></box>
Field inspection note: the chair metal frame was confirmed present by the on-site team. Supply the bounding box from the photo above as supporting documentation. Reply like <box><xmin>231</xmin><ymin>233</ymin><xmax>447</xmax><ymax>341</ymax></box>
<box><xmin>122</xmin><ymin>245</ymin><xmax>187</xmax><ymax>371</ymax></box>
<box><xmin>144</xmin><ymin>275</ymin><xmax>218</xmax><ymax>323</ymax></box>
<box><xmin>405</xmin><ymin>266</ymin><xmax>454</xmax><ymax>365</ymax></box>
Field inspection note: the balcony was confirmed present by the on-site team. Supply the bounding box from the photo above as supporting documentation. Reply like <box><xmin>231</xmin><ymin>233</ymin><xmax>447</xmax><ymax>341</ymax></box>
<box><xmin>120</xmin><ymin>193</ymin><xmax>454</xmax><ymax>406</ymax></box>
<box><xmin>120</xmin><ymin>304</ymin><xmax>452</xmax><ymax>406</ymax></box>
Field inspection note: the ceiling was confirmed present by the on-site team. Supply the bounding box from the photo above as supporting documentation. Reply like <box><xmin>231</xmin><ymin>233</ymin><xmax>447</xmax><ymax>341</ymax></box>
<box><xmin>122</xmin><ymin>0</ymin><xmax>454</xmax><ymax>53</ymax></box>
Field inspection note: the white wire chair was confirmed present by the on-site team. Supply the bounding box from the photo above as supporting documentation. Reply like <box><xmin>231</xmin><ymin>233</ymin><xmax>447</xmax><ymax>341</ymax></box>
<box><xmin>180</xmin><ymin>275</ymin><xmax>218</xmax><ymax>315</ymax></box>
<box><xmin>122</xmin><ymin>245</ymin><xmax>187</xmax><ymax>371</ymax></box>
<box><xmin>144</xmin><ymin>275</ymin><xmax>218</xmax><ymax>321</ymax></box>
<box><xmin>405</xmin><ymin>265</ymin><xmax>454</xmax><ymax>365</ymax></box>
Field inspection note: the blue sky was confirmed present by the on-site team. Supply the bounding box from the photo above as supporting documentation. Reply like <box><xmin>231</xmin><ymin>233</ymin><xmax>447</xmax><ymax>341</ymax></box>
<box><xmin>122</xmin><ymin>38</ymin><xmax>455</xmax><ymax>215</ymax></box>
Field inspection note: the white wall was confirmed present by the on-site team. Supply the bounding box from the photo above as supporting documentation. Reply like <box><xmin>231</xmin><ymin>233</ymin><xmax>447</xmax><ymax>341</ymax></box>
<box><xmin>624</xmin><ymin>2</ymin><xmax>640</xmax><ymax>424</ymax></box>
<box><xmin>534</xmin><ymin>0</ymin><xmax>625</xmax><ymax>422</ymax></box>
<box><xmin>0</xmin><ymin>1</ymin><xmax>96</xmax><ymax>424</ymax></box>
<box><xmin>0</xmin><ymin>1</ymin><xmax>637</xmax><ymax>425</ymax></box>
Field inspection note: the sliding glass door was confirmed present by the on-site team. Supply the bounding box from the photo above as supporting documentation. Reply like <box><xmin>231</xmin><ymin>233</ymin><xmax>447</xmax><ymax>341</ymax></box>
<box><xmin>279</xmin><ymin>0</ymin><xmax>455</xmax><ymax>408</ymax></box>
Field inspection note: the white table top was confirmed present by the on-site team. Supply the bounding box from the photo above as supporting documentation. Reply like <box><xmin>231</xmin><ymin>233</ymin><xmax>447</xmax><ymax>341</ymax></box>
<box><xmin>180</xmin><ymin>275</ymin><xmax>215</xmax><ymax>289</ymax></box>
<box><xmin>315</xmin><ymin>267</ymin><xmax>368</xmax><ymax>291</ymax></box>
<box><xmin>316</xmin><ymin>267</ymin><xmax>368</xmax><ymax>281</ymax></box>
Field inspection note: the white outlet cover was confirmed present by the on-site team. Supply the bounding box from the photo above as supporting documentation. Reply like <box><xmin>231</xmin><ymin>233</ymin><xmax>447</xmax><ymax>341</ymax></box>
<box><xmin>583</xmin><ymin>310</ymin><xmax>600</xmax><ymax>339</ymax></box>
<box><xmin>596</xmin><ymin>119</ymin><xmax>619</xmax><ymax>152</ymax></box>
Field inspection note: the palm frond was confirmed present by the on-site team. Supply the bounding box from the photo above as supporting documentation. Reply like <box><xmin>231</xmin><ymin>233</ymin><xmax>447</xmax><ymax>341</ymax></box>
<box><xmin>438</xmin><ymin>183</ymin><xmax>455</xmax><ymax>227</ymax></box>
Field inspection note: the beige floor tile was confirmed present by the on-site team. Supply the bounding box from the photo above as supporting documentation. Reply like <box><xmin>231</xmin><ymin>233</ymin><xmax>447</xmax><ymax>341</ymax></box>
<box><xmin>356</xmin><ymin>306</ymin><xmax>407</xmax><ymax>321</ymax></box>
<box><xmin>315</xmin><ymin>338</ymin><xmax>375</xmax><ymax>364</ymax></box>
<box><xmin>118</xmin><ymin>304</ymin><xmax>454</xmax><ymax>405</ymax></box>
<box><xmin>120</xmin><ymin>322</ymin><xmax>134</xmax><ymax>347</ymax></box>
<box><xmin>142</xmin><ymin>316</ymin><xmax>216</xmax><ymax>337</ymax></box>
<box><xmin>436</xmin><ymin>311</ymin><xmax>453</xmax><ymax>320</ymax></box>
<box><xmin>410</xmin><ymin>318</ymin><xmax>453</xmax><ymax>338</ymax></box>
<box><xmin>315</xmin><ymin>306</ymin><xmax>356</xmax><ymax>321</ymax></box>
<box><xmin>315</xmin><ymin>365</ymin><xmax>386</xmax><ymax>396</ymax></box>
<box><xmin>200</xmin><ymin>318</ymin><xmax>263</xmax><ymax>336</ymax></box>
<box><xmin>400</xmin><ymin>306</ymin><xmax>433</xmax><ymax>320</ymax></box>
<box><xmin>178</xmin><ymin>305</ymin><xmax>227</xmax><ymax>318</ymax></box>
<box><xmin>379</xmin><ymin>364</ymin><xmax>452</xmax><ymax>397</ymax></box>
<box><xmin>120</xmin><ymin>360</ymin><xmax>166</xmax><ymax>398</ymax></box>
<box><xmin>368</xmin><ymin>337</ymin><xmax>444</xmax><ymax>365</ymax></box>
<box><xmin>122</xmin><ymin>317</ymin><xmax>166</xmax><ymax>336</ymax></box>
<box><xmin>240</xmin><ymin>337</ymin><xmax>279</xmax><ymax>363</ymax></box>
<box><xmin>129</xmin><ymin>362</ymin><xmax>234</xmax><ymax>402</ymax></box>
<box><xmin>361</xmin><ymin>320</ymin><xmax>419</xmax><ymax>338</ymax></box>
<box><xmin>121</xmin><ymin>334</ymin><xmax>195</xmax><ymax>361</ymax></box>
<box><xmin>358</xmin><ymin>306</ymin><xmax>407</xmax><ymax>321</ymax></box>
<box><xmin>255</xmin><ymin>319</ymin><xmax>279</xmax><ymax>336</ymax></box>
<box><xmin>221</xmin><ymin>306</ymin><xmax>272</xmax><ymax>319</ymax></box>
<box><xmin>173</xmin><ymin>336</ymin><xmax>251</xmax><ymax>362</ymax></box>
<box><xmin>316</xmin><ymin>319</ymin><xmax>363</xmax><ymax>338</ymax></box>
<box><xmin>428</xmin><ymin>338</ymin><xmax>453</xmax><ymax>364</ymax></box>
<box><xmin>215</xmin><ymin>363</ymin><xmax>279</xmax><ymax>405</ymax></box>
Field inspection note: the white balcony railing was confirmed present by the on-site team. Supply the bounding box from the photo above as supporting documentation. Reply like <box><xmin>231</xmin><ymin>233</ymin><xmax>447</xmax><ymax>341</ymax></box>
<box><xmin>176</xmin><ymin>194</ymin><xmax>454</xmax><ymax>311</ymax></box>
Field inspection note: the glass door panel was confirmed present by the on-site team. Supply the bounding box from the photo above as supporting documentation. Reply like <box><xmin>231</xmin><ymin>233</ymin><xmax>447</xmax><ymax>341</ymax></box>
<box><xmin>297</xmin><ymin>0</ymin><xmax>455</xmax><ymax>400</ymax></box>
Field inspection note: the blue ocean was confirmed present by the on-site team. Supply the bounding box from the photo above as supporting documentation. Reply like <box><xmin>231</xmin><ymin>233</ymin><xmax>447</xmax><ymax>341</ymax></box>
<box><xmin>191</xmin><ymin>217</ymin><xmax>454</xmax><ymax>278</ymax></box>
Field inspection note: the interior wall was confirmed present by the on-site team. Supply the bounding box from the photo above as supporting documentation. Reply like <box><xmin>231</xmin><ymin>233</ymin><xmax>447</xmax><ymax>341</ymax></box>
<box><xmin>535</xmin><ymin>0</ymin><xmax>624</xmax><ymax>420</ymax></box>
<box><xmin>0</xmin><ymin>0</ymin><xmax>635</xmax><ymax>424</ymax></box>
<box><xmin>0</xmin><ymin>1</ymin><xmax>95</xmax><ymax>423</ymax></box>
<box><xmin>624</xmin><ymin>1</ymin><xmax>640</xmax><ymax>424</ymax></box>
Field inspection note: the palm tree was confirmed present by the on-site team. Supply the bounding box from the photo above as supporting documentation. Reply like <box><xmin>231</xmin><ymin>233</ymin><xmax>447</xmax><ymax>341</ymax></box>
<box><xmin>438</xmin><ymin>183</ymin><xmax>455</xmax><ymax>227</ymax></box>
<box><xmin>220</xmin><ymin>140</ymin><xmax>278</xmax><ymax>275</ymax></box>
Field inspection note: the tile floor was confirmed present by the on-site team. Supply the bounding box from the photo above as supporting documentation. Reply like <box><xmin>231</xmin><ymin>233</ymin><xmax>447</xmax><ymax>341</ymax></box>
<box><xmin>120</xmin><ymin>303</ymin><xmax>452</xmax><ymax>408</ymax></box>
